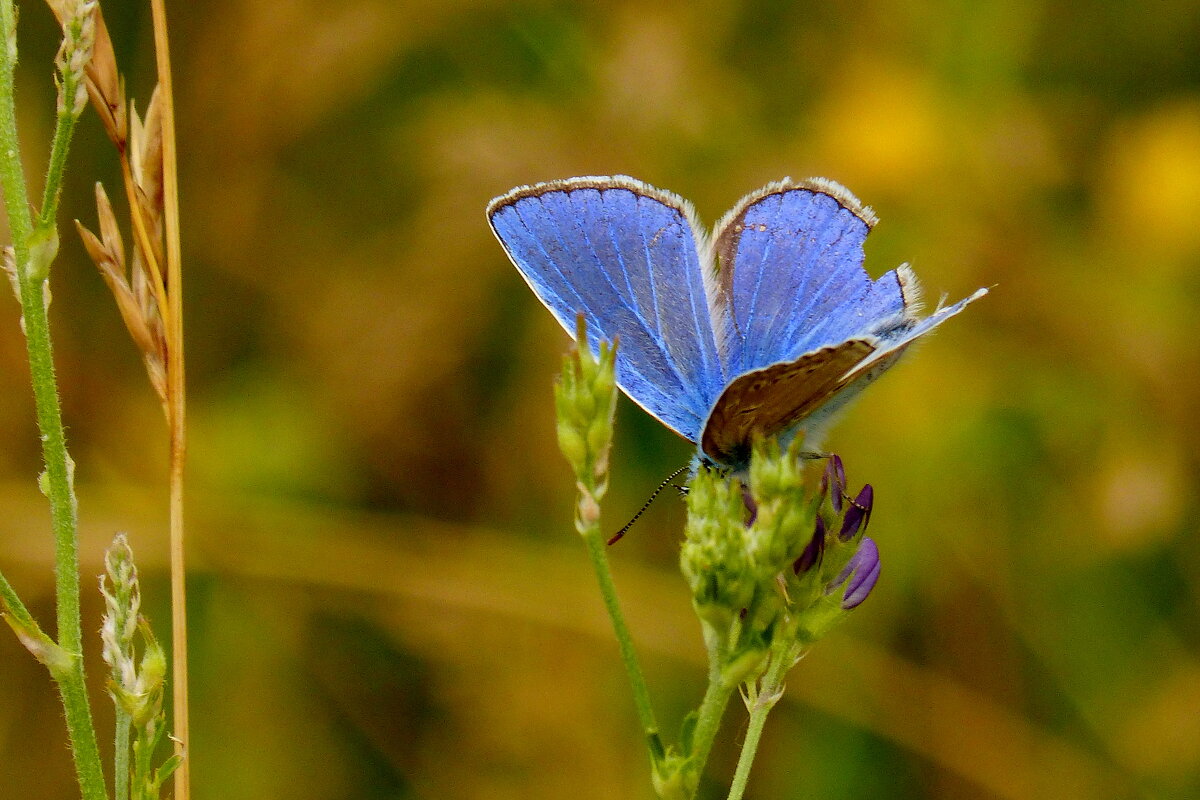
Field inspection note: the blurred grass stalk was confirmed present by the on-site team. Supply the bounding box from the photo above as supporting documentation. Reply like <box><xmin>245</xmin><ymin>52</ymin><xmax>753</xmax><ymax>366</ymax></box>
<box><xmin>0</xmin><ymin>0</ymin><xmax>189</xmax><ymax>797</ymax></box>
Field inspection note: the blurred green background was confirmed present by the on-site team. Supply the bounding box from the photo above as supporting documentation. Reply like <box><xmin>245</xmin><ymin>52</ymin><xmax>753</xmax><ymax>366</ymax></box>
<box><xmin>1</xmin><ymin>0</ymin><xmax>1198</xmax><ymax>798</ymax></box>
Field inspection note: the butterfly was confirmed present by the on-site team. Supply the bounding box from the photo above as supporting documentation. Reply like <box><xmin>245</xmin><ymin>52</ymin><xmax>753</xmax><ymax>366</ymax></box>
<box><xmin>487</xmin><ymin>176</ymin><xmax>986</xmax><ymax>470</ymax></box>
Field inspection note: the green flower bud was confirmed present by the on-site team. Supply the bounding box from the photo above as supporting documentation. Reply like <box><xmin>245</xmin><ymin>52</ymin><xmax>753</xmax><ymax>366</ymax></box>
<box><xmin>681</xmin><ymin>467</ymin><xmax>757</xmax><ymax>617</ymax></box>
<box><xmin>555</xmin><ymin>423</ymin><xmax>588</xmax><ymax>474</ymax></box>
<box><xmin>553</xmin><ymin>315</ymin><xmax>618</xmax><ymax>489</ymax></box>
<box><xmin>744</xmin><ymin>437</ymin><xmax>816</xmax><ymax>581</ymax></box>
<box><xmin>652</xmin><ymin>751</ymin><xmax>692</xmax><ymax>800</ymax></box>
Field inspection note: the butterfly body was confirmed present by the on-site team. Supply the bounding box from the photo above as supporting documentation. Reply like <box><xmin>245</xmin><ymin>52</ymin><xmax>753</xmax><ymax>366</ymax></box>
<box><xmin>487</xmin><ymin>176</ymin><xmax>985</xmax><ymax>470</ymax></box>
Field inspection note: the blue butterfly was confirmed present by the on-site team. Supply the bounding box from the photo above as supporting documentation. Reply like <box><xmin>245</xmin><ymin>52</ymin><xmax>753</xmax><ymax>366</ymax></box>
<box><xmin>487</xmin><ymin>176</ymin><xmax>986</xmax><ymax>470</ymax></box>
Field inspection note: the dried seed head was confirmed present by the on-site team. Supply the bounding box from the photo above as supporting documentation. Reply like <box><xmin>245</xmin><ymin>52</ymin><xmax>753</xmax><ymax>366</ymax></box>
<box><xmin>75</xmin><ymin>178</ymin><xmax>170</xmax><ymax>402</ymax></box>
<box><xmin>87</xmin><ymin>5</ymin><xmax>122</xmax><ymax>136</ymax></box>
<box><xmin>133</xmin><ymin>87</ymin><xmax>165</xmax><ymax>215</ymax></box>
<box><xmin>93</xmin><ymin>180</ymin><xmax>125</xmax><ymax>267</ymax></box>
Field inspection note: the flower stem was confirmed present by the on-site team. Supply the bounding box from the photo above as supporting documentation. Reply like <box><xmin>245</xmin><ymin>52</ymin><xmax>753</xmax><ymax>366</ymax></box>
<box><xmin>580</xmin><ymin>521</ymin><xmax>666</xmax><ymax>768</ymax></box>
<box><xmin>725</xmin><ymin>706</ymin><xmax>766</xmax><ymax>800</ymax></box>
<box><xmin>0</xmin><ymin>2</ymin><xmax>105</xmax><ymax>798</ymax></box>
<box><xmin>38</xmin><ymin>97</ymin><xmax>80</xmax><ymax>231</ymax></box>
<box><xmin>114</xmin><ymin>708</ymin><xmax>131</xmax><ymax>800</ymax></box>
<box><xmin>685</xmin><ymin>660</ymin><xmax>736</xmax><ymax>797</ymax></box>
<box><xmin>725</xmin><ymin>649</ymin><xmax>793</xmax><ymax>800</ymax></box>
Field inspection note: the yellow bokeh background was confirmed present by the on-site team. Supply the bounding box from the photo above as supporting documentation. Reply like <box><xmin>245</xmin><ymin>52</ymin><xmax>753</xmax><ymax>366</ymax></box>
<box><xmin>1</xmin><ymin>1</ymin><xmax>1198</xmax><ymax>798</ymax></box>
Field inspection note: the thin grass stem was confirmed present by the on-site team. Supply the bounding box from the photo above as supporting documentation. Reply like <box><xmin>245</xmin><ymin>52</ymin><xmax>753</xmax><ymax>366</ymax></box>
<box><xmin>39</xmin><ymin>109</ymin><xmax>79</xmax><ymax>228</ymax></box>
<box><xmin>38</xmin><ymin>0</ymin><xmax>90</xmax><ymax>235</ymax></box>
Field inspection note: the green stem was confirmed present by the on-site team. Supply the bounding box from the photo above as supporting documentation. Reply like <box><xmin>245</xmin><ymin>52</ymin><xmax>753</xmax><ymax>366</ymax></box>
<box><xmin>580</xmin><ymin>520</ymin><xmax>665</xmax><ymax>768</ymax></box>
<box><xmin>114</xmin><ymin>709</ymin><xmax>131</xmax><ymax>800</ymax></box>
<box><xmin>38</xmin><ymin>104</ymin><xmax>79</xmax><ymax>229</ymax></box>
<box><xmin>725</xmin><ymin>650</ymin><xmax>793</xmax><ymax>800</ymax></box>
<box><xmin>39</xmin><ymin>0</ymin><xmax>89</xmax><ymax>231</ymax></box>
<box><xmin>0</xmin><ymin>3</ymin><xmax>106</xmax><ymax>799</ymax></box>
<box><xmin>685</xmin><ymin>664</ymin><xmax>736</xmax><ymax>798</ymax></box>
<box><xmin>0</xmin><ymin>569</ymin><xmax>38</xmax><ymax>630</ymax></box>
<box><xmin>0</xmin><ymin>3</ymin><xmax>32</xmax><ymax>264</ymax></box>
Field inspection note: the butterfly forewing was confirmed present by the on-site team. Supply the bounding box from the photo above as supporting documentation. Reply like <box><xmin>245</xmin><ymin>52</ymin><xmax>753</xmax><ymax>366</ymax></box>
<box><xmin>488</xmin><ymin>177</ymin><xmax>725</xmax><ymax>443</ymax></box>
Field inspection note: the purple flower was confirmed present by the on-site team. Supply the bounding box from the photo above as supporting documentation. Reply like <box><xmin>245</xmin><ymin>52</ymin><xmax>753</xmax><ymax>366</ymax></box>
<box><xmin>831</xmin><ymin>537</ymin><xmax>881</xmax><ymax>609</ymax></box>
<box><xmin>839</xmin><ymin>484</ymin><xmax>873</xmax><ymax>541</ymax></box>
<box><xmin>793</xmin><ymin>515</ymin><xmax>825</xmax><ymax>574</ymax></box>
<box><xmin>821</xmin><ymin>455</ymin><xmax>847</xmax><ymax>513</ymax></box>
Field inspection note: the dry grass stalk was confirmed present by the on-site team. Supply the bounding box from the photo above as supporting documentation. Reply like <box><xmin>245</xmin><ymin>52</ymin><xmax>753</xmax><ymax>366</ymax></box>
<box><xmin>146</xmin><ymin>0</ymin><xmax>190</xmax><ymax>794</ymax></box>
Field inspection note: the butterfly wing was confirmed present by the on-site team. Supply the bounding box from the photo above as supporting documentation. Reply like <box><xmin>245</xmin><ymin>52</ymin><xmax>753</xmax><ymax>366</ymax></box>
<box><xmin>703</xmin><ymin>178</ymin><xmax>987</xmax><ymax>465</ymax></box>
<box><xmin>700</xmin><ymin>339</ymin><xmax>876</xmax><ymax>467</ymax></box>
<box><xmin>811</xmin><ymin>284</ymin><xmax>989</xmax><ymax>420</ymax></box>
<box><xmin>711</xmin><ymin>178</ymin><xmax>900</xmax><ymax>375</ymax></box>
<box><xmin>488</xmin><ymin>176</ymin><xmax>726</xmax><ymax>443</ymax></box>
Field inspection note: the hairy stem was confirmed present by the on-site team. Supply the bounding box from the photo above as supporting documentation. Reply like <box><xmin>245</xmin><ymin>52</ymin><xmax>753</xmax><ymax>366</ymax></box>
<box><xmin>114</xmin><ymin>708</ymin><xmax>130</xmax><ymax>800</ymax></box>
<box><xmin>686</xmin><ymin>661</ymin><xmax>736</xmax><ymax>798</ymax></box>
<box><xmin>38</xmin><ymin>95</ymin><xmax>81</xmax><ymax>230</ymax></box>
<box><xmin>0</xmin><ymin>2</ymin><xmax>106</xmax><ymax>798</ymax></box>
<box><xmin>0</xmin><ymin>569</ymin><xmax>37</xmax><ymax>630</ymax></box>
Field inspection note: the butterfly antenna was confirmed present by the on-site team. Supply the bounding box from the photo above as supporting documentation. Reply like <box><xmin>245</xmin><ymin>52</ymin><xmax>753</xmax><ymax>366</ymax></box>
<box><xmin>607</xmin><ymin>464</ymin><xmax>691</xmax><ymax>545</ymax></box>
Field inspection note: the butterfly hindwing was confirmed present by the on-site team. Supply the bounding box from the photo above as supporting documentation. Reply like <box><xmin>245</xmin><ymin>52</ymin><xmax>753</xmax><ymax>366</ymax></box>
<box><xmin>488</xmin><ymin>176</ymin><xmax>725</xmax><ymax>442</ymax></box>
<box><xmin>700</xmin><ymin>339</ymin><xmax>877</xmax><ymax>466</ymax></box>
